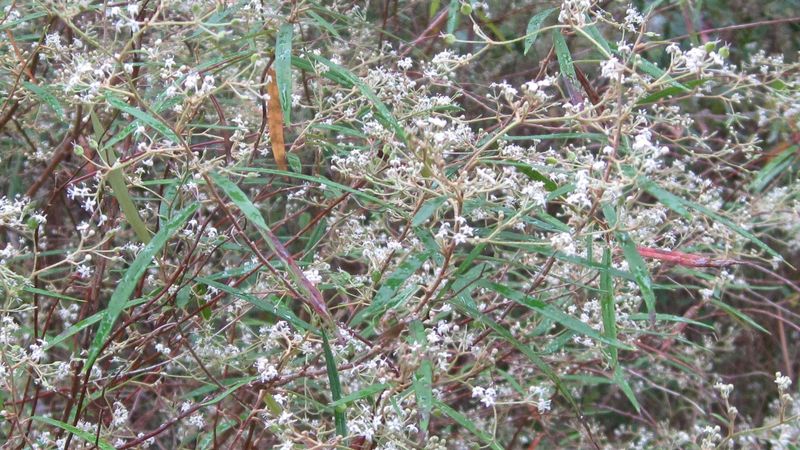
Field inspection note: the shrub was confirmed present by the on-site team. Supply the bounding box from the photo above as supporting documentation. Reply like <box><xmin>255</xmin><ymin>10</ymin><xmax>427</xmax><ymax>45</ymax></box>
<box><xmin>1</xmin><ymin>1</ymin><xmax>799</xmax><ymax>448</ymax></box>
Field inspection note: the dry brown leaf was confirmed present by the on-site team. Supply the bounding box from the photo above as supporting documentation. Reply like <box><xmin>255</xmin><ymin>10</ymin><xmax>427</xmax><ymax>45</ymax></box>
<box><xmin>266</xmin><ymin>68</ymin><xmax>287</xmax><ymax>171</ymax></box>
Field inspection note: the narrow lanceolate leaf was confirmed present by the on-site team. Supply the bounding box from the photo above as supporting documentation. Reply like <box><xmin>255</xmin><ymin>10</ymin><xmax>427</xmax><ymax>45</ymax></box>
<box><xmin>601</xmin><ymin>248</ymin><xmax>641</xmax><ymax>412</ymax></box>
<box><xmin>84</xmin><ymin>204</ymin><xmax>198</xmax><ymax>374</ymax></box>
<box><xmin>552</xmin><ymin>30</ymin><xmax>577</xmax><ymax>86</ymax></box>
<box><xmin>434</xmin><ymin>400</ymin><xmax>504</xmax><ymax>450</ymax></box>
<box><xmin>304</xmin><ymin>54</ymin><xmax>406</xmax><ymax>140</ymax></box>
<box><xmin>479</xmin><ymin>281</ymin><xmax>632</xmax><ymax>350</ymax></box>
<box><xmin>45</xmin><ymin>297</ymin><xmax>149</xmax><ymax>351</ymax></box>
<box><xmin>32</xmin><ymin>416</ymin><xmax>115</xmax><ymax>450</ymax></box>
<box><xmin>409</xmin><ymin>320</ymin><xmax>432</xmax><ymax>433</ymax></box>
<box><xmin>329</xmin><ymin>383</ymin><xmax>390</xmax><ymax>408</ymax></box>
<box><xmin>446</xmin><ymin>0</ymin><xmax>459</xmax><ymax>35</ymax></box>
<box><xmin>635</xmin><ymin>56</ymin><xmax>690</xmax><ymax>92</ymax></box>
<box><xmin>600</xmin><ymin>248</ymin><xmax>617</xmax><ymax>357</ymax></box>
<box><xmin>209</xmin><ymin>172</ymin><xmax>331</xmax><ymax>321</ymax></box>
<box><xmin>602</xmin><ymin>202</ymin><xmax>657</xmax><ymax>324</ymax></box>
<box><xmin>429</xmin><ymin>0</ymin><xmax>441</xmax><ymax>19</ymax></box>
<box><xmin>412</xmin><ymin>196</ymin><xmax>448</xmax><ymax>227</ymax></box>
<box><xmin>195</xmin><ymin>276</ymin><xmax>314</xmax><ymax>333</ymax></box>
<box><xmin>350</xmin><ymin>251</ymin><xmax>431</xmax><ymax>326</ymax></box>
<box><xmin>751</xmin><ymin>145</ymin><xmax>797</xmax><ymax>192</ymax></box>
<box><xmin>266</xmin><ymin>68</ymin><xmax>288</xmax><ymax>171</ymax></box>
<box><xmin>634</xmin><ymin>174</ymin><xmax>780</xmax><ymax>259</ymax></box>
<box><xmin>449</xmin><ymin>295</ymin><xmax>583</xmax><ymax>424</ymax></box>
<box><xmin>322</xmin><ymin>330</ymin><xmax>347</xmax><ymax>437</ymax></box>
<box><xmin>275</xmin><ymin>23</ymin><xmax>294</xmax><ymax>124</ymax></box>
<box><xmin>107</xmin><ymin>167</ymin><xmax>153</xmax><ymax>244</ymax></box>
<box><xmin>95</xmin><ymin>110</ymin><xmax>153</xmax><ymax>244</ymax></box>
<box><xmin>104</xmin><ymin>92</ymin><xmax>180</xmax><ymax>143</ymax></box>
<box><xmin>524</xmin><ymin>8</ymin><xmax>556</xmax><ymax>55</ymax></box>
<box><xmin>23</xmin><ymin>81</ymin><xmax>64</xmax><ymax>119</ymax></box>
<box><xmin>637</xmin><ymin>176</ymin><xmax>691</xmax><ymax>219</ymax></box>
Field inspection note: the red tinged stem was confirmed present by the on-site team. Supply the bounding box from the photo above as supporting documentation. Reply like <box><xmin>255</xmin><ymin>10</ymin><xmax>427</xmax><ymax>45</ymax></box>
<box><xmin>635</xmin><ymin>246</ymin><xmax>739</xmax><ymax>268</ymax></box>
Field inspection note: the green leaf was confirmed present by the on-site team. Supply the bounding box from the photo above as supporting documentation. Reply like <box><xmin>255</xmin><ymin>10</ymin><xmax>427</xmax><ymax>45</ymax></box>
<box><xmin>581</xmin><ymin>24</ymin><xmax>612</xmax><ymax>56</ymax></box>
<box><xmin>104</xmin><ymin>92</ymin><xmax>180</xmax><ymax>143</ymax></box>
<box><xmin>751</xmin><ymin>145</ymin><xmax>797</xmax><ymax>192</ymax></box>
<box><xmin>287</xmin><ymin>153</ymin><xmax>302</xmax><ymax>173</ymax></box>
<box><xmin>627</xmin><ymin>313</ymin><xmax>713</xmax><ymax>330</ymax></box>
<box><xmin>505</xmin><ymin>132</ymin><xmax>607</xmax><ymax>141</ymax></box>
<box><xmin>429</xmin><ymin>0</ymin><xmax>441</xmax><ymax>19</ymax></box>
<box><xmin>175</xmin><ymin>284</ymin><xmax>191</xmax><ymax>309</ymax></box>
<box><xmin>202</xmin><ymin>376</ymin><xmax>258</xmax><ymax>406</ymax></box>
<box><xmin>602</xmin><ymin>202</ymin><xmax>657</xmax><ymax>323</ymax></box>
<box><xmin>185</xmin><ymin>3</ymin><xmax>242</xmax><ymax>40</ymax></box>
<box><xmin>637</xmin><ymin>176</ymin><xmax>691</xmax><ymax>219</ymax></box>
<box><xmin>600</xmin><ymin>248</ymin><xmax>641</xmax><ymax>412</ymax></box>
<box><xmin>600</xmin><ymin>248</ymin><xmax>617</xmax><ymax>355</ymax></box>
<box><xmin>322</xmin><ymin>330</ymin><xmax>347</xmax><ymax>437</ymax></box>
<box><xmin>92</xmin><ymin>108</ymin><xmax>153</xmax><ymax>244</ymax></box>
<box><xmin>635</xmin><ymin>56</ymin><xmax>689</xmax><ymax>92</ymax></box>
<box><xmin>482</xmin><ymin>160</ymin><xmax>557</xmax><ymax>191</ymax></box>
<box><xmin>637</xmin><ymin>78</ymin><xmax>707</xmax><ymax>105</ymax></box>
<box><xmin>636</xmin><ymin>176</ymin><xmax>780</xmax><ymax>259</ymax></box>
<box><xmin>307</xmin><ymin>10</ymin><xmax>341</xmax><ymax>39</ymax></box>
<box><xmin>479</xmin><ymin>281</ymin><xmax>632</xmax><ymax>350</ymax></box>
<box><xmin>84</xmin><ymin>204</ymin><xmax>197</xmax><ymax>373</ymax></box>
<box><xmin>409</xmin><ymin>320</ymin><xmax>432</xmax><ymax>432</ymax></box>
<box><xmin>303</xmin><ymin>54</ymin><xmax>406</xmax><ymax>140</ymax></box>
<box><xmin>44</xmin><ymin>297</ymin><xmax>150</xmax><ymax>351</ymax></box>
<box><xmin>0</xmin><ymin>12</ymin><xmax>48</xmax><ymax>32</ymax></box>
<box><xmin>446</xmin><ymin>0</ymin><xmax>459</xmax><ymax>35</ymax></box>
<box><xmin>106</xmin><ymin>166</ymin><xmax>153</xmax><ymax>244</ymax></box>
<box><xmin>412</xmin><ymin>196</ymin><xmax>448</xmax><ymax>227</ymax></box>
<box><xmin>448</xmin><ymin>296</ymin><xmax>583</xmax><ymax>427</ymax></box>
<box><xmin>158</xmin><ymin>181</ymin><xmax>180</xmax><ymax>224</ymax></box>
<box><xmin>23</xmin><ymin>81</ymin><xmax>64</xmax><ymax>119</ymax></box>
<box><xmin>351</xmin><ymin>251</ymin><xmax>431</xmax><ymax>326</ymax></box>
<box><xmin>552</xmin><ymin>30</ymin><xmax>577</xmax><ymax>86</ymax></box>
<box><xmin>690</xmin><ymin>202</ymin><xmax>780</xmax><ymax>259</ymax></box>
<box><xmin>711</xmin><ymin>299</ymin><xmax>769</xmax><ymax>334</ymax></box>
<box><xmin>23</xmin><ymin>286</ymin><xmax>84</xmax><ymax>303</ymax></box>
<box><xmin>524</xmin><ymin>8</ymin><xmax>556</xmax><ymax>55</ymax></box>
<box><xmin>239</xmin><ymin>167</ymin><xmax>400</xmax><ymax>213</ymax></box>
<box><xmin>329</xmin><ymin>383</ymin><xmax>390</xmax><ymax>408</ymax></box>
<box><xmin>275</xmin><ymin>23</ymin><xmax>294</xmax><ymax>124</ymax></box>
<box><xmin>573</xmin><ymin>27</ymin><xmax>689</xmax><ymax>93</ymax></box>
<box><xmin>195</xmin><ymin>276</ymin><xmax>314</xmax><ymax>332</ymax></box>
<box><xmin>434</xmin><ymin>399</ymin><xmax>504</xmax><ymax>450</ymax></box>
<box><xmin>209</xmin><ymin>172</ymin><xmax>331</xmax><ymax>320</ymax></box>
<box><xmin>32</xmin><ymin>416</ymin><xmax>115</xmax><ymax>450</ymax></box>
<box><xmin>199</xmin><ymin>420</ymin><xmax>238</xmax><ymax>450</ymax></box>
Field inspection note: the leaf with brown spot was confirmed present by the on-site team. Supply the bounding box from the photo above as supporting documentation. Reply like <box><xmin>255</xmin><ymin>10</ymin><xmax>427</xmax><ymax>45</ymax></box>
<box><xmin>266</xmin><ymin>68</ymin><xmax>287</xmax><ymax>171</ymax></box>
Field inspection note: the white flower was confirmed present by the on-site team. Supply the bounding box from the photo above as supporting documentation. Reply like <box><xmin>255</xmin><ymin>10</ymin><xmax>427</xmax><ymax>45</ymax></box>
<box><xmin>28</xmin><ymin>339</ymin><xmax>47</xmax><ymax>362</ymax></box>
<box><xmin>600</xmin><ymin>57</ymin><xmax>624</xmax><ymax>80</ymax></box>
<box><xmin>558</xmin><ymin>0</ymin><xmax>592</xmax><ymax>27</ymax></box>
<box><xmin>550</xmin><ymin>232</ymin><xmax>577</xmax><ymax>256</ymax></box>
<box><xmin>535</xmin><ymin>397</ymin><xmax>552</xmax><ymax>413</ymax></box>
<box><xmin>255</xmin><ymin>358</ymin><xmax>279</xmax><ymax>382</ymax></box>
<box><xmin>77</xmin><ymin>264</ymin><xmax>93</xmax><ymax>279</ymax></box>
<box><xmin>112</xmin><ymin>402</ymin><xmax>129</xmax><ymax>427</ymax></box>
<box><xmin>303</xmin><ymin>268</ymin><xmax>322</xmax><ymax>285</ymax></box>
<box><xmin>397</xmin><ymin>57</ymin><xmax>413</xmax><ymax>70</ymax></box>
<box><xmin>624</xmin><ymin>6</ymin><xmax>644</xmax><ymax>31</ymax></box>
<box><xmin>472</xmin><ymin>386</ymin><xmax>497</xmax><ymax>407</ymax></box>
<box><xmin>188</xmin><ymin>413</ymin><xmax>205</xmax><ymax>428</ymax></box>
<box><xmin>775</xmin><ymin>372</ymin><xmax>792</xmax><ymax>392</ymax></box>
<box><xmin>714</xmin><ymin>382</ymin><xmax>734</xmax><ymax>399</ymax></box>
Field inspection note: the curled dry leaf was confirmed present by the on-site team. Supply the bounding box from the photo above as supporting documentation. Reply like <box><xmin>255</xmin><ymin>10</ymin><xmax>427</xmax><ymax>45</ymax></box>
<box><xmin>266</xmin><ymin>68</ymin><xmax>287</xmax><ymax>171</ymax></box>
